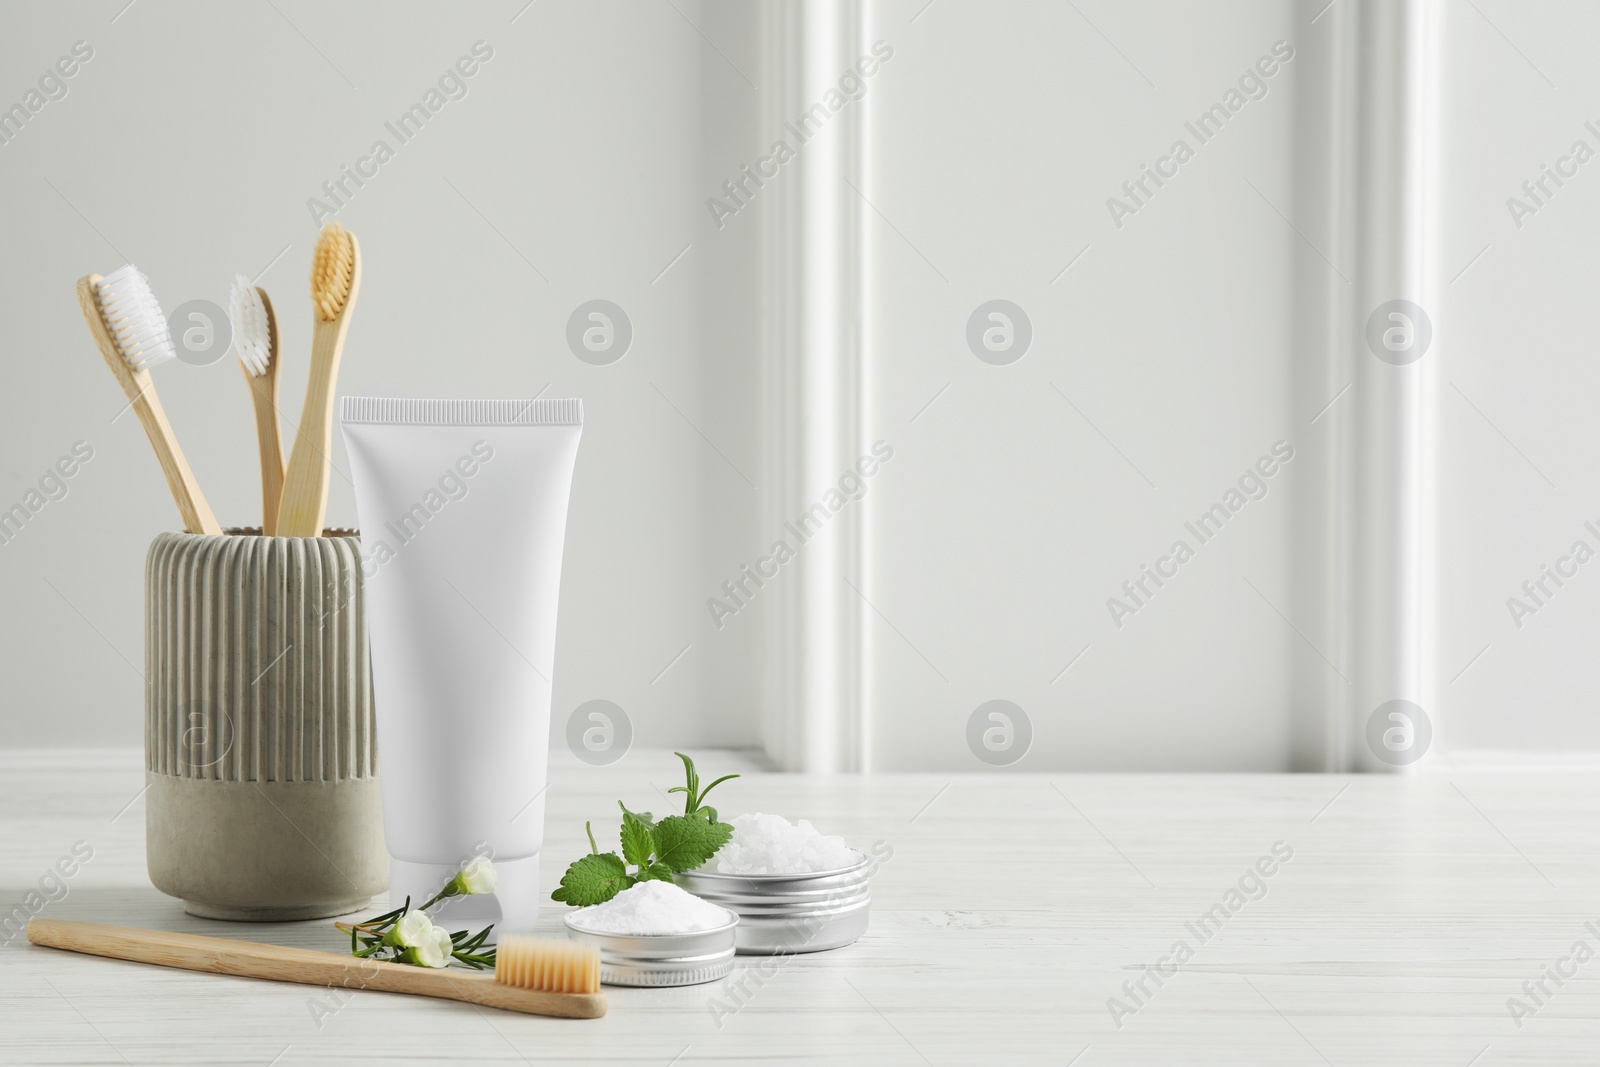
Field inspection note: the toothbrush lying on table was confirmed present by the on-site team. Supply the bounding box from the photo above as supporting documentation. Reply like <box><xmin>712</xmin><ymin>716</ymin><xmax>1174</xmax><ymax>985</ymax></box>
<box><xmin>76</xmin><ymin>265</ymin><xmax>220</xmax><ymax>535</ymax></box>
<box><xmin>27</xmin><ymin>919</ymin><xmax>607</xmax><ymax>1018</ymax></box>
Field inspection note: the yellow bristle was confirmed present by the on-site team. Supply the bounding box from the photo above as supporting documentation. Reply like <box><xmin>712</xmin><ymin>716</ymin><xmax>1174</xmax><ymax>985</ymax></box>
<box><xmin>311</xmin><ymin>221</ymin><xmax>355</xmax><ymax>321</ymax></box>
<box><xmin>495</xmin><ymin>937</ymin><xmax>601</xmax><ymax>996</ymax></box>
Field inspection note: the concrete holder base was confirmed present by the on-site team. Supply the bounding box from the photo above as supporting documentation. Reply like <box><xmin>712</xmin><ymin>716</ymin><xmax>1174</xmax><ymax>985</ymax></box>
<box><xmin>146</xmin><ymin>775</ymin><xmax>387</xmax><ymax>921</ymax></box>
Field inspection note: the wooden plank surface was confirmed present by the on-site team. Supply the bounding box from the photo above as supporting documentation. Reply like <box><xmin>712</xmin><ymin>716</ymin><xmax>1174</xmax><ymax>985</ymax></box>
<box><xmin>2</xmin><ymin>750</ymin><xmax>1597</xmax><ymax>1065</ymax></box>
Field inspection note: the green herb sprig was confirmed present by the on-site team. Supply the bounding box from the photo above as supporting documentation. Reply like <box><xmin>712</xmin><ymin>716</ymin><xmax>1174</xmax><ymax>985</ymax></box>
<box><xmin>335</xmin><ymin>857</ymin><xmax>502</xmax><ymax>969</ymax></box>
<box><xmin>551</xmin><ymin>752</ymin><xmax>738</xmax><ymax>908</ymax></box>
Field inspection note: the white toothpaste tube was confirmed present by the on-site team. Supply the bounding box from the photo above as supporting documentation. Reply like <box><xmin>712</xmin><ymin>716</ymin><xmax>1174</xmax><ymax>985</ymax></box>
<box><xmin>341</xmin><ymin>397</ymin><xmax>583</xmax><ymax>935</ymax></box>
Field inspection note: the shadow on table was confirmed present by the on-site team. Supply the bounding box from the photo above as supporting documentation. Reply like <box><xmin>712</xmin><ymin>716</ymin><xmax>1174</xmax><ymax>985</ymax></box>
<box><xmin>0</xmin><ymin>886</ymin><xmax>365</xmax><ymax>953</ymax></box>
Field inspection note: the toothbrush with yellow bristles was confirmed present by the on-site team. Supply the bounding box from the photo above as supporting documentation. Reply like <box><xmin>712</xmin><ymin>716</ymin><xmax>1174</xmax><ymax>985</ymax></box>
<box><xmin>277</xmin><ymin>221</ymin><xmax>360</xmax><ymax>537</ymax></box>
<box><xmin>230</xmin><ymin>276</ymin><xmax>284</xmax><ymax>536</ymax></box>
<box><xmin>26</xmin><ymin>919</ymin><xmax>606</xmax><ymax>1018</ymax></box>
<box><xmin>76</xmin><ymin>265</ymin><xmax>221</xmax><ymax>535</ymax></box>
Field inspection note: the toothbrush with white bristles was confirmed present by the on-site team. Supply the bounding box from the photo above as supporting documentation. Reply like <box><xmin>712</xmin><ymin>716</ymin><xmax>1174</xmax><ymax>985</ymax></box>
<box><xmin>230</xmin><ymin>275</ymin><xmax>283</xmax><ymax>536</ymax></box>
<box><xmin>76</xmin><ymin>266</ymin><xmax>221</xmax><ymax>535</ymax></box>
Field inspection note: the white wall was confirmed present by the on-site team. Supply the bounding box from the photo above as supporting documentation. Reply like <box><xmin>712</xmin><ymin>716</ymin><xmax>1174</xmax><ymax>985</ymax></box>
<box><xmin>860</xmin><ymin>0</ymin><xmax>1309</xmax><ymax>769</ymax></box>
<box><xmin>1434</xmin><ymin>0</ymin><xmax>1600</xmax><ymax>754</ymax></box>
<box><xmin>5</xmin><ymin>0</ymin><xmax>1593</xmax><ymax>771</ymax></box>
<box><xmin>0</xmin><ymin>0</ymin><xmax>766</xmax><ymax>752</ymax></box>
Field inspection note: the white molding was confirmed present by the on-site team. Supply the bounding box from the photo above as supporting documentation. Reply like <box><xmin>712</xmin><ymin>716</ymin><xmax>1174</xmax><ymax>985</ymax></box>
<box><xmin>8</xmin><ymin>747</ymin><xmax>1599</xmax><ymax>775</ymax></box>
<box><xmin>0</xmin><ymin>748</ymin><xmax>775</xmax><ymax>774</ymax></box>
<box><xmin>761</xmin><ymin>0</ymin><xmax>864</xmax><ymax>772</ymax></box>
<box><xmin>1421</xmin><ymin>751</ymin><xmax>1600</xmax><ymax>774</ymax></box>
<box><xmin>1340</xmin><ymin>0</ymin><xmax>1442</xmax><ymax>771</ymax></box>
<box><xmin>1289</xmin><ymin>0</ymin><xmax>1358</xmax><ymax>771</ymax></box>
<box><xmin>1289</xmin><ymin>0</ymin><xmax>1444</xmax><ymax>772</ymax></box>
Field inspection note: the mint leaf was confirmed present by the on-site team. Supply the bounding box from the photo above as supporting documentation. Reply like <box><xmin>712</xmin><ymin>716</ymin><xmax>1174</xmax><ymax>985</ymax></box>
<box><xmin>619</xmin><ymin>803</ymin><xmax>655</xmax><ymax>867</ymax></box>
<box><xmin>635</xmin><ymin>862</ymin><xmax>675</xmax><ymax>883</ymax></box>
<box><xmin>653</xmin><ymin>814</ymin><xmax>733</xmax><ymax>872</ymax></box>
<box><xmin>551</xmin><ymin>756</ymin><xmax>740</xmax><ymax>905</ymax></box>
<box><xmin>550</xmin><ymin>852</ymin><xmax>631</xmax><ymax>906</ymax></box>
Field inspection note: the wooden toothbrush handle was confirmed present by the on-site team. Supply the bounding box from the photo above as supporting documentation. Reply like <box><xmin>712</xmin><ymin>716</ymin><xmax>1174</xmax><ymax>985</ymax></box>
<box><xmin>276</xmin><ymin>316</ymin><xmax>346</xmax><ymax>537</ymax></box>
<box><xmin>245</xmin><ymin>369</ymin><xmax>283</xmax><ymax>535</ymax></box>
<box><xmin>76</xmin><ymin>277</ymin><xmax>221</xmax><ymax>536</ymax></box>
<box><xmin>26</xmin><ymin>920</ymin><xmax>607</xmax><ymax>1019</ymax></box>
<box><xmin>130</xmin><ymin>387</ymin><xmax>222</xmax><ymax>536</ymax></box>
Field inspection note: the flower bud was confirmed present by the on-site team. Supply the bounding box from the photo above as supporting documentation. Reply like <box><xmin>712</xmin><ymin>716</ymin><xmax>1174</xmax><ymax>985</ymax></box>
<box><xmin>450</xmin><ymin>856</ymin><xmax>499</xmax><ymax>896</ymax></box>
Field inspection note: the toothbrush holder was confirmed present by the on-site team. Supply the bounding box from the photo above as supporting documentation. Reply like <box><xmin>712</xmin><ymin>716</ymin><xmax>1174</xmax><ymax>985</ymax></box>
<box><xmin>143</xmin><ymin>529</ymin><xmax>387</xmax><ymax>921</ymax></box>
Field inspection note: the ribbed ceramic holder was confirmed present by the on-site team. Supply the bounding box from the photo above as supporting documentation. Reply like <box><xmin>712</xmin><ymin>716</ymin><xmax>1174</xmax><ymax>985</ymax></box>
<box><xmin>144</xmin><ymin>529</ymin><xmax>387</xmax><ymax>921</ymax></box>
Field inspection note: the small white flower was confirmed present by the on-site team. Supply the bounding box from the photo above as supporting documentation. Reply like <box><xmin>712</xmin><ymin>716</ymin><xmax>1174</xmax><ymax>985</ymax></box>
<box><xmin>384</xmin><ymin>909</ymin><xmax>434</xmax><ymax>950</ymax></box>
<box><xmin>452</xmin><ymin>856</ymin><xmax>499</xmax><ymax>896</ymax></box>
<box><xmin>407</xmin><ymin>924</ymin><xmax>454</xmax><ymax>969</ymax></box>
<box><xmin>382</xmin><ymin>910</ymin><xmax>453</xmax><ymax>968</ymax></box>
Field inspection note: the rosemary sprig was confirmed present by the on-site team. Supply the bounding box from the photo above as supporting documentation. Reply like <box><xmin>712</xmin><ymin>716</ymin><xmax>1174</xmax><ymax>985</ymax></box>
<box><xmin>333</xmin><ymin>857</ymin><xmax>502</xmax><ymax>969</ymax></box>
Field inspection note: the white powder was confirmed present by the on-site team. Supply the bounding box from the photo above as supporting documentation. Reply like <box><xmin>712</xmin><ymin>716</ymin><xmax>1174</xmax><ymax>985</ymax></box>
<box><xmin>567</xmin><ymin>879</ymin><xmax>733</xmax><ymax>935</ymax></box>
<box><xmin>713</xmin><ymin>812</ymin><xmax>858</xmax><ymax>875</ymax></box>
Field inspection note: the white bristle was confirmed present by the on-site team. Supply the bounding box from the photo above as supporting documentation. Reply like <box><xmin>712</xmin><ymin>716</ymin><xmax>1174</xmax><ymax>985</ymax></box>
<box><xmin>229</xmin><ymin>275</ymin><xmax>271</xmax><ymax>376</ymax></box>
<box><xmin>93</xmin><ymin>264</ymin><xmax>175</xmax><ymax>372</ymax></box>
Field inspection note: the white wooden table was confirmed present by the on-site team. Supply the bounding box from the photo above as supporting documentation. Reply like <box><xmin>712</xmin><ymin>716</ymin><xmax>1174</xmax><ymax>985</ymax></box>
<box><xmin>2</xmin><ymin>751</ymin><xmax>1596</xmax><ymax>1065</ymax></box>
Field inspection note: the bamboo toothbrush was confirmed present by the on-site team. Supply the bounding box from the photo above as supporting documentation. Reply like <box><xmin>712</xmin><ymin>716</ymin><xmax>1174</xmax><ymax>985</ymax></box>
<box><xmin>77</xmin><ymin>266</ymin><xmax>221</xmax><ymax>535</ymax></box>
<box><xmin>230</xmin><ymin>276</ymin><xmax>284</xmax><ymax>536</ymax></box>
<box><xmin>26</xmin><ymin>919</ymin><xmax>607</xmax><ymax>1019</ymax></box>
<box><xmin>277</xmin><ymin>221</ymin><xmax>360</xmax><ymax>537</ymax></box>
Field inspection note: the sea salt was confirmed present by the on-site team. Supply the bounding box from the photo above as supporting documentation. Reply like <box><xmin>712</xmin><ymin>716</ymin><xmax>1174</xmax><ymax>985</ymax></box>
<box><xmin>713</xmin><ymin>812</ymin><xmax>857</xmax><ymax>875</ymax></box>
<box><xmin>566</xmin><ymin>879</ymin><xmax>732</xmax><ymax>935</ymax></box>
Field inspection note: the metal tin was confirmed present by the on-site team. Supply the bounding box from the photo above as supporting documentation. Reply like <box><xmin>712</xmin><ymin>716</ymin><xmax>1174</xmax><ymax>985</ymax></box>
<box><xmin>674</xmin><ymin>850</ymin><xmax>872</xmax><ymax>955</ymax></box>
<box><xmin>563</xmin><ymin>909</ymin><xmax>740</xmax><ymax>987</ymax></box>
